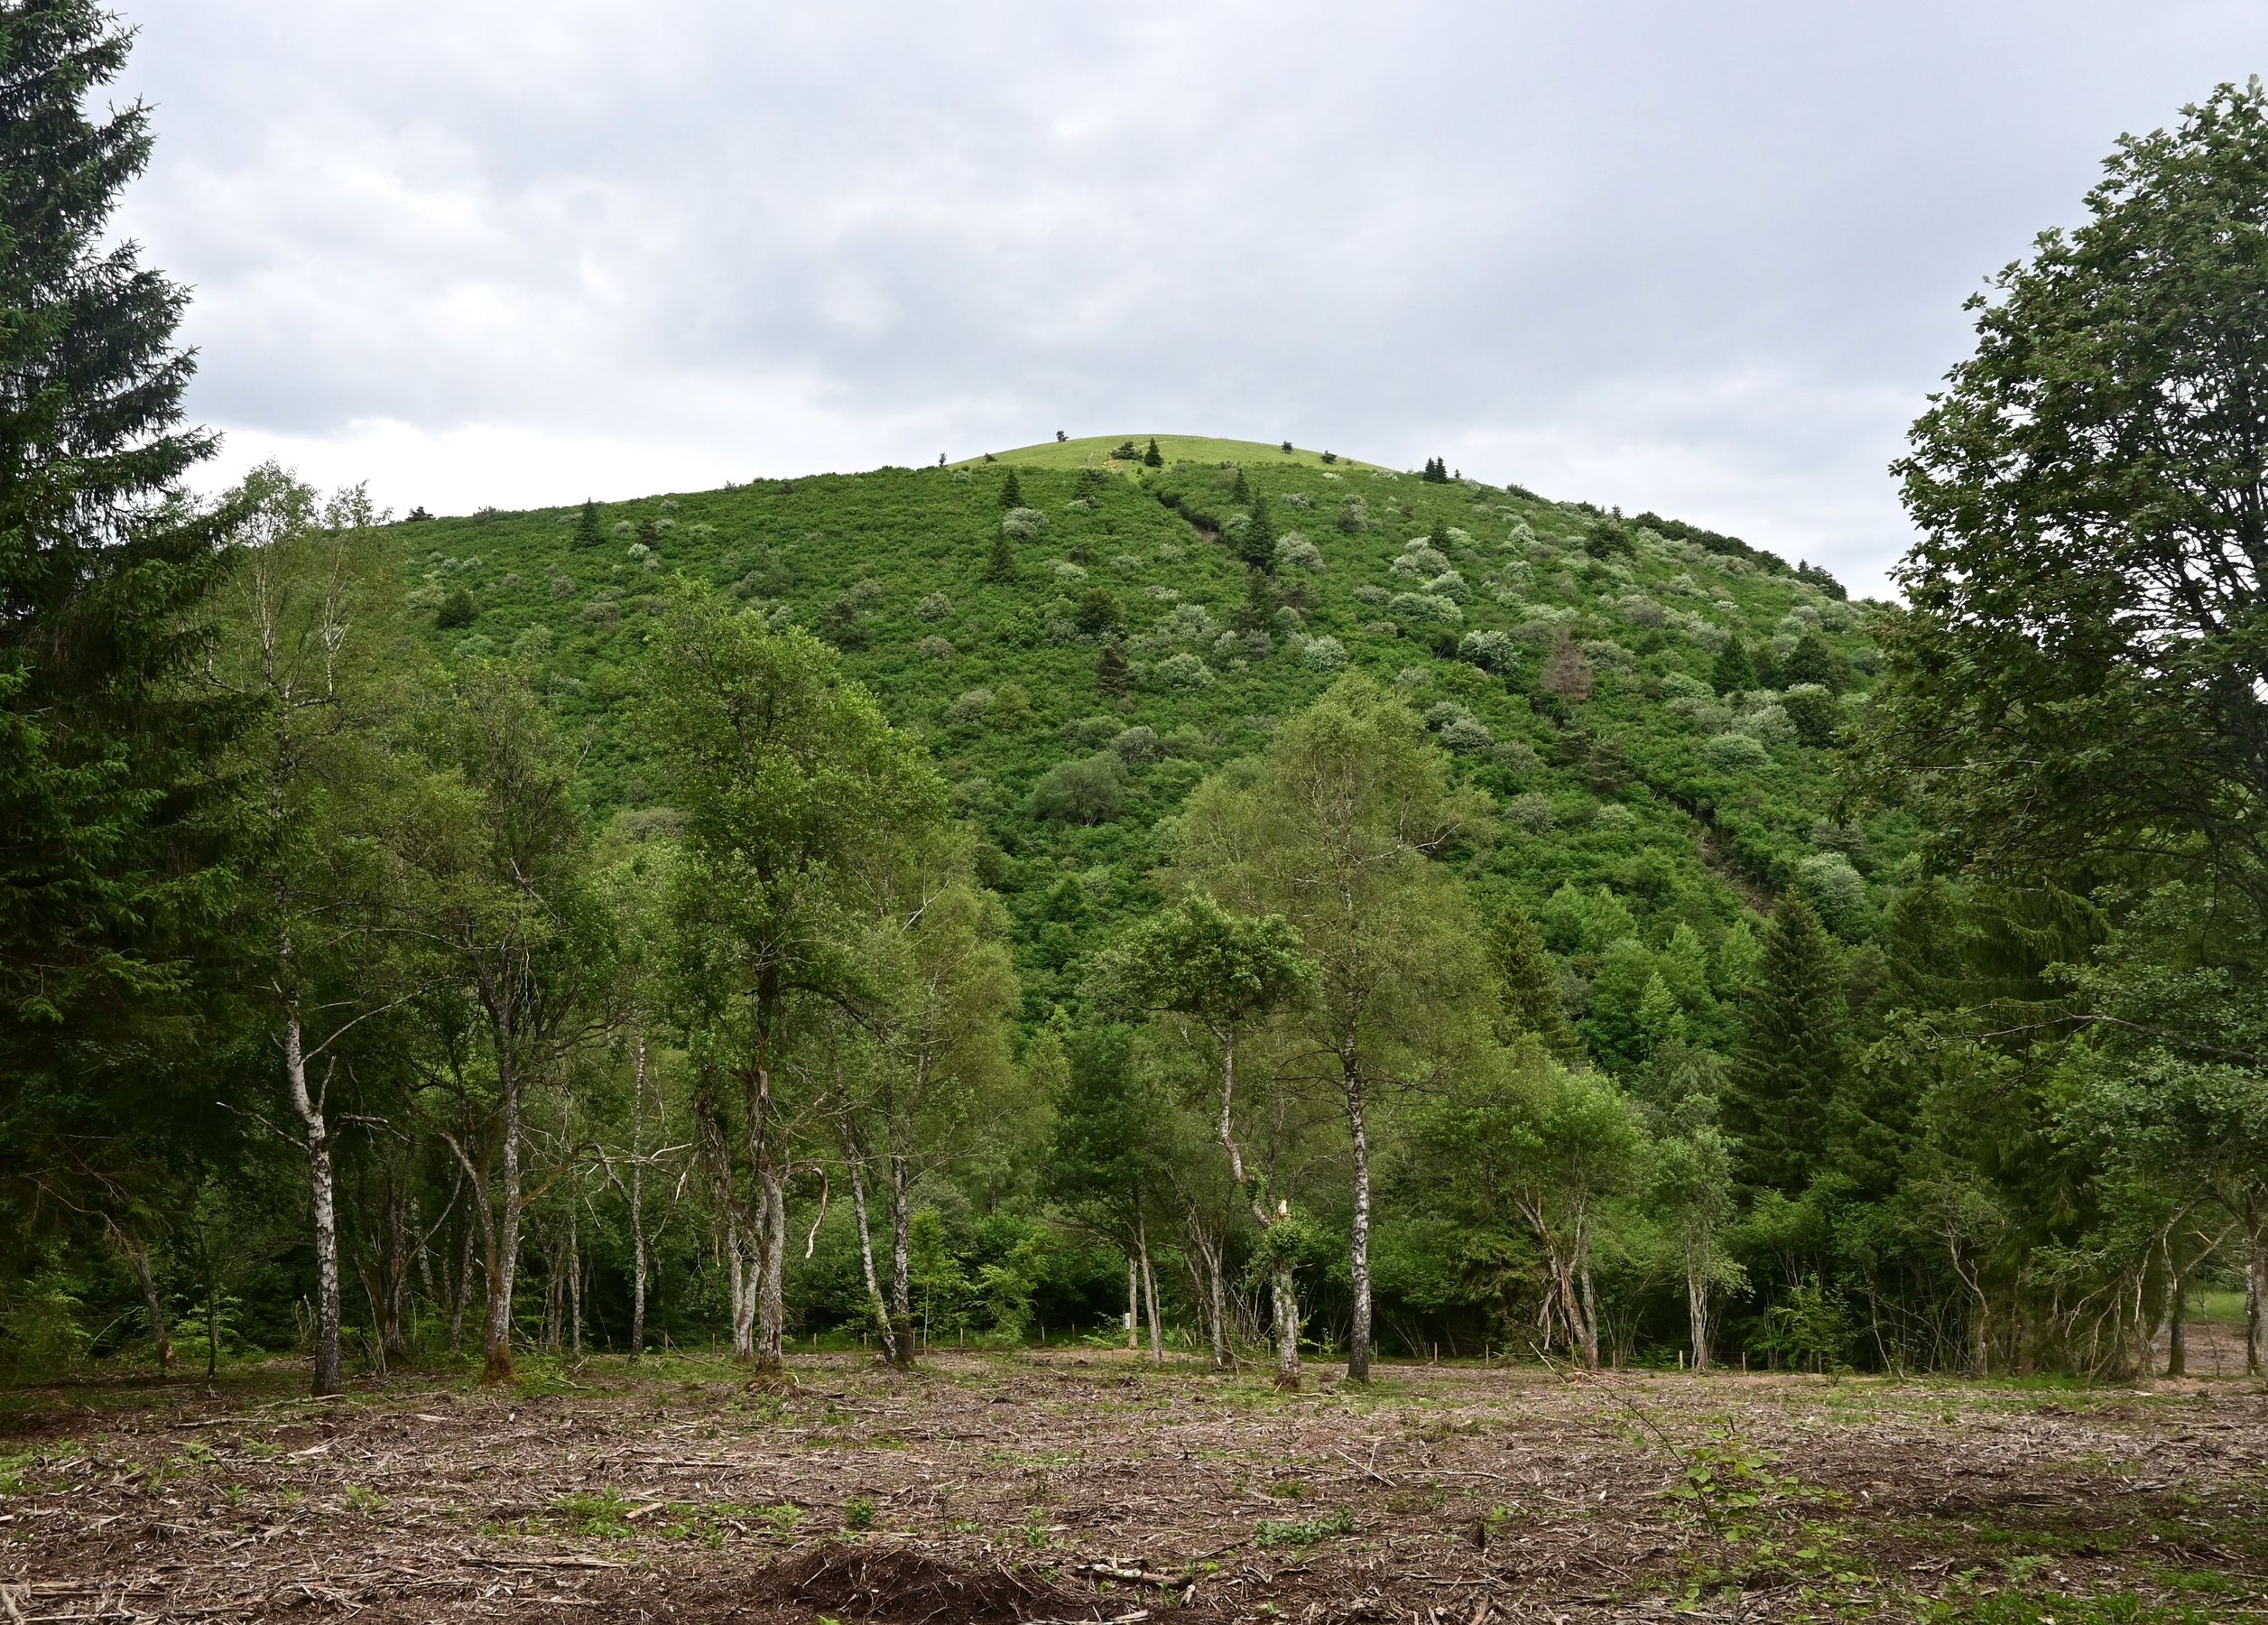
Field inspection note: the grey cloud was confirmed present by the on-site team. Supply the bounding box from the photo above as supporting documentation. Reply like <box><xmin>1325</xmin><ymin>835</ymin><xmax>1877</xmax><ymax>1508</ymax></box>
<box><xmin>119</xmin><ymin>0</ymin><xmax>2268</xmax><ymax>591</ymax></box>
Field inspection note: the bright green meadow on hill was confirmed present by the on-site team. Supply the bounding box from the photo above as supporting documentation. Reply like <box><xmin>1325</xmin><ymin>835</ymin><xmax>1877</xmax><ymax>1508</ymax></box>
<box><xmin>954</xmin><ymin>432</ymin><xmax>1389</xmax><ymax>472</ymax></box>
<box><xmin>400</xmin><ymin>436</ymin><xmax>1884</xmax><ymax>1023</ymax></box>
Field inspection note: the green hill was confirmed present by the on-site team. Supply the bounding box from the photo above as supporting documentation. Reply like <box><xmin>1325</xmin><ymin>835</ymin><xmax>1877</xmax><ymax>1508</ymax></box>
<box><xmin>393</xmin><ymin>443</ymin><xmax>1893</xmax><ymax>1023</ymax></box>
<box><xmin>958</xmin><ymin>432</ymin><xmax>1386</xmax><ymax>473</ymax></box>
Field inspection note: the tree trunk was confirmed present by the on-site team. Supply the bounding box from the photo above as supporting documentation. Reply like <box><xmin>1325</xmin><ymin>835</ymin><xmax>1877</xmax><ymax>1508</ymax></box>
<box><xmin>1578</xmin><ymin>1258</ymin><xmax>1602</xmax><ymax>1372</ymax></box>
<box><xmin>889</xmin><ymin>1152</ymin><xmax>915</xmax><ymax>1370</ymax></box>
<box><xmin>481</xmin><ymin>1052</ymin><xmax>523</xmax><ymax>1384</ymax></box>
<box><xmin>1342</xmin><ymin>1052</ymin><xmax>1373</xmax><ymax>1382</ymax></box>
<box><xmin>450</xmin><ymin>1208</ymin><xmax>476</xmax><ymax>1353</ymax></box>
<box><xmin>284</xmin><ymin>997</ymin><xmax>344</xmax><ymax>1398</ymax></box>
<box><xmin>2246</xmin><ymin>1193</ymin><xmax>2265</xmax><ymax>1379</ymax></box>
<box><xmin>847</xmin><ymin>1156</ymin><xmax>896</xmax><ymax>1363</ymax></box>
<box><xmin>360</xmin><ymin>1265</ymin><xmax>390</xmax><ymax>1379</ymax></box>
<box><xmin>755</xmin><ymin>1159</ymin><xmax>785</xmax><ymax>1370</ymax></box>
<box><xmin>382</xmin><ymin>1183</ymin><xmax>412</xmax><ymax>1366</ymax></box>
<box><xmin>566</xmin><ymin>1202</ymin><xmax>583</xmax><ymax>1358</ymax></box>
<box><xmin>1189</xmin><ymin>1212</ymin><xmax>1230</xmax><ymax>1370</ymax></box>
<box><xmin>1137</xmin><ymin>1208</ymin><xmax>1162</xmax><ymax>1366</ymax></box>
<box><xmin>1686</xmin><ymin>1262</ymin><xmax>1712</xmax><ymax>1374</ymax></box>
<box><xmin>628</xmin><ymin>1033</ymin><xmax>650</xmax><ymax>1359</ymax></box>
<box><xmin>2167</xmin><ymin>1285</ymin><xmax>2187</xmax><ymax>1379</ymax></box>
<box><xmin>1126</xmin><ymin>1257</ymin><xmax>1140</xmax><ymax>1351</ymax></box>
<box><xmin>116</xmin><ymin>1229</ymin><xmax>171</xmax><ymax>1374</ymax></box>
<box><xmin>1270</xmin><ymin>1257</ymin><xmax>1301</xmax><ymax>1390</ymax></box>
<box><xmin>628</xmin><ymin>1165</ymin><xmax>647</xmax><ymax>1359</ymax></box>
<box><xmin>727</xmin><ymin>1215</ymin><xmax>756</xmax><ymax>1358</ymax></box>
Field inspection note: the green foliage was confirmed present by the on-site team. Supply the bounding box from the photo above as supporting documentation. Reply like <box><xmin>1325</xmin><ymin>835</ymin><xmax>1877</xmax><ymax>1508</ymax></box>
<box><xmin>1486</xmin><ymin>899</ymin><xmax>1583</xmax><ymax>1063</ymax></box>
<box><xmin>1709</xmin><ymin>636</ymin><xmax>1757</xmax><ymax>695</ymax></box>
<box><xmin>0</xmin><ymin>1</ymin><xmax>246</xmax><ymax>1219</ymax></box>
<box><xmin>1874</xmin><ymin>80</ymin><xmax>2268</xmax><ymax>922</ymax></box>
<box><xmin>1727</xmin><ymin>897</ymin><xmax>1849</xmax><ymax>1194</ymax></box>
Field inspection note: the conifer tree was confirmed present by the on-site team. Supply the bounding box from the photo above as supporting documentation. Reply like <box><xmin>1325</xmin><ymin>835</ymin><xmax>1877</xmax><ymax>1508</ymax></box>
<box><xmin>1237</xmin><ymin>492</ymin><xmax>1275</xmax><ymax>571</ymax></box>
<box><xmin>573</xmin><ymin>499</ymin><xmax>602</xmax><ymax>548</ymax></box>
<box><xmin>985</xmin><ymin>526</ymin><xmax>1016</xmax><ymax>581</ymax></box>
<box><xmin>1231</xmin><ymin>466</ymin><xmax>1251</xmax><ymax>504</ymax></box>
<box><xmin>1487</xmin><ymin>899</ymin><xmax>1583</xmax><ymax>1063</ymax></box>
<box><xmin>1780</xmin><ymin>629</ymin><xmax>1850</xmax><ymax>692</ymax></box>
<box><xmin>1000</xmin><ymin>469</ymin><xmax>1023</xmax><ymax>508</ymax></box>
<box><xmin>1098</xmin><ymin>643</ymin><xmax>1130</xmax><ymax>696</ymax></box>
<box><xmin>1143</xmin><ymin>438</ymin><xmax>1162</xmax><ymax>468</ymax></box>
<box><xmin>0</xmin><ymin>4</ymin><xmax>244</xmax><ymax>1108</ymax></box>
<box><xmin>1710</xmin><ymin>636</ymin><xmax>1758</xmax><ymax>695</ymax></box>
<box><xmin>1726</xmin><ymin>896</ymin><xmax>1849</xmax><ymax>1194</ymax></box>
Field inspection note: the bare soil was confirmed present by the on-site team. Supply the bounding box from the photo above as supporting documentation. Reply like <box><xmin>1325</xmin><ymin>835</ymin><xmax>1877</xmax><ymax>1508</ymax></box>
<box><xmin>4</xmin><ymin>1348</ymin><xmax>2263</xmax><ymax>1622</ymax></box>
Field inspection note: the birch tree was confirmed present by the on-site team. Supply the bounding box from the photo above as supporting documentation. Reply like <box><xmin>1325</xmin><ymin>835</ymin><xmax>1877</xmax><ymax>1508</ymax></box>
<box><xmin>834</xmin><ymin>831</ymin><xmax>1017</xmax><ymax>1369</ymax></box>
<box><xmin>1092</xmin><ymin>894</ymin><xmax>1312</xmax><ymax>1384</ymax></box>
<box><xmin>1169</xmin><ymin>673</ymin><xmax>1491</xmax><ymax>1381</ymax></box>
<box><xmin>397</xmin><ymin>664</ymin><xmax>613</xmax><ymax>1382</ymax></box>
<box><xmin>641</xmin><ymin>586</ymin><xmax>941</xmax><ymax>1372</ymax></box>
<box><xmin>208</xmin><ymin>468</ymin><xmax>399</xmax><ymax>1396</ymax></box>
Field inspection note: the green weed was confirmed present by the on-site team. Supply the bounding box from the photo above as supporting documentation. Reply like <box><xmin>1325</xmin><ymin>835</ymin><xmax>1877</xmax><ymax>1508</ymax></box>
<box><xmin>1254</xmin><ymin>1508</ymin><xmax>1356</xmax><ymax>1547</ymax></box>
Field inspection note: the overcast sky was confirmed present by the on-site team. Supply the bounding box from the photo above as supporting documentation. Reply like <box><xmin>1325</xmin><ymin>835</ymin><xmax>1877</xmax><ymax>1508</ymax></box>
<box><xmin>121</xmin><ymin>2</ymin><xmax>2268</xmax><ymax>596</ymax></box>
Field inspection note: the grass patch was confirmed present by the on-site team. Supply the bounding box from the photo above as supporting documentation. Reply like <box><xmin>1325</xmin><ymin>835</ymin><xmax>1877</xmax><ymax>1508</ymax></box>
<box><xmin>551</xmin><ymin>1489</ymin><xmax>634</xmax><ymax>1537</ymax></box>
<box><xmin>1254</xmin><ymin>1508</ymin><xmax>1356</xmax><ymax>1547</ymax></box>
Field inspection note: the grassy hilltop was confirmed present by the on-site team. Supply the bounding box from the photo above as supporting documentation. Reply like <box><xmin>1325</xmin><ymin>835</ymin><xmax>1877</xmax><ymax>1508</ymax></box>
<box><xmin>953</xmin><ymin>432</ymin><xmax>1387</xmax><ymax>472</ymax></box>
<box><xmin>393</xmin><ymin>439</ymin><xmax>1893</xmax><ymax>1021</ymax></box>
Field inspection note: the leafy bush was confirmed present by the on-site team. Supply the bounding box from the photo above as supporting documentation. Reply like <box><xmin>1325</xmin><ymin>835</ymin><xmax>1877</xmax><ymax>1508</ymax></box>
<box><xmin>1026</xmin><ymin>752</ymin><xmax>1127</xmax><ymax>823</ymax></box>
<box><xmin>1108</xmin><ymin>725</ymin><xmax>1161</xmax><ymax>763</ymax></box>
<box><xmin>1794</xmin><ymin>851</ymin><xmax>1869</xmax><ymax>937</ymax></box>
<box><xmin>1389</xmin><ymin>590</ymin><xmax>1461</xmax><ymax>626</ymax></box>
<box><xmin>1507</xmin><ymin>792</ymin><xmax>1556</xmax><ymax>833</ymax></box>
<box><xmin>1458</xmin><ymin>629</ymin><xmax>1516</xmax><ymax>673</ymax></box>
<box><xmin>916</xmin><ymin>591</ymin><xmax>952</xmax><ymax>621</ymax></box>
<box><xmin>1780</xmin><ymin>682</ymin><xmax>1841</xmax><ymax>748</ymax></box>
<box><xmin>1155</xmin><ymin>651</ymin><xmax>1214</xmax><ymax>690</ymax></box>
<box><xmin>1002</xmin><ymin>507</ymin><xmax>1049</xmax><ymax>541</ymax></box>
<box><xmin>916</xmin><ymin>636</ymin><xmax>954</xmax><ymax>662</ymax></box>
<box><xmin>941</xmin><ymin>687</ymin><xmax>993</xmax><ymax>725</ymax></box>
<box><xmin>1440</xmin><ymin>714</ymin><xmax>1494</xmax><ymax>753</ymax></box>
<box><xmin>1700</xmin><ymin>732</ymin><xmax>1770</xmax><ymax>771</ymax></box>
<box><xmin>435</xmin><ymin>587</ymin><xmax>477</xmax><ymax>628</ymax></box>
<box><xmin>1274</xmin><ymin>533</ymin><xmax>1323</xmax><ymax>571</ymax></box>
<box><xmin>1296</xmin><ymin>634</ymin><xmax>1347</xmax><ymax>673</ymax></box>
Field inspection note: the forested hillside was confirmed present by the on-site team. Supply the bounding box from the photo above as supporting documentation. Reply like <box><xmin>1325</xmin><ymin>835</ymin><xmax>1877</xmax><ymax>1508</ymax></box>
<box><xmin>5</xmin><ymin>2</ymin><xmax>2263</xmax><ymax>1421</ymax></box>
<box><xmin>392</xmin><ymin>435</ymin><xmax>1883</xmax><ymax>1024</ymax></box>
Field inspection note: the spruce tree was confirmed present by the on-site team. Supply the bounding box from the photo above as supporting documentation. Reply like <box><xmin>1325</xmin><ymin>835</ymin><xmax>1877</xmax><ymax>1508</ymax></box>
<box><xmin>1487</xmin><ymin>899</ymin><xmax>1584</xmax><ymax>1063</ymax></box>
<box><xmin>574</xmin><ymin>498</ymin><xmax>602</xmax><ymax>548</ymax></box>
<box><xmin>985</xmin><ymin>526</ymin><xmax>1016</xmax><ymax>581</ymax></box>
<box><xmin>1000</xmin><ymin>468</ymin><xmax>1023</xmax><ymax>508</ymax></box>
<box><xmin>1711</xmin><ymin>636</ymin><xmax>1758</xmax><ymax>695</ymax></box>
<box><xmin>1231</xmin><ymin>466</ymin><xmax>1251</xmax><ymax>503</ymax></box>
<box><xmin>0</xmin><ymin>4</ymin><xmax>243</xmax><ymax>1091</ymax></box>
<box><xmin>1237</xmin><ymin>492</ymin><xmax>1275</xmax><ymax>570</ymax></box>
<box><xmin>1780</xmin><ymin>629</ymin><xmax>1849</xmax><ymax>692</ymax></box>
<box><xmin>1143</xmin><ymin>437</ymin><xmax>1162</xmax><ymax>468</ymax></box>
<box><xmin>1726</xmin><ymin>896</ymin><xmax>1849</xmax><ymax>1194</ymax></box>
<box><xmin>1098</xmin><ymin>642</ymin><xmax>1130</xmax><ymax>695</ymax></box>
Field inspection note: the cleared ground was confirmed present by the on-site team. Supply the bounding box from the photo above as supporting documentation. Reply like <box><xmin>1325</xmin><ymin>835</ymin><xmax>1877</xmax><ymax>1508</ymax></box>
<box><xmin>4</xmin><ymin>1349</ymin><xmax>2264</xmax><ymax>1623</ymax></box>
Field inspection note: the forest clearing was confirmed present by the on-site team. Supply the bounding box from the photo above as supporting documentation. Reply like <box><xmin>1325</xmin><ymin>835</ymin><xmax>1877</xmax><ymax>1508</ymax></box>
<box><xmin>5</xmin><ymin>1345</ymin><xmax>2263</xmax><ymax>1623</ymax></box>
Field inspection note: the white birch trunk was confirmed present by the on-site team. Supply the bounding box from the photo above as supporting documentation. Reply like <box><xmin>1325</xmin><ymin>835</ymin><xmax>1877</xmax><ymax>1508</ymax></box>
<box><xmin>284</xmin><ymin>995</ymin><xmax>344</xmax><ymax>1397</ymax></box>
